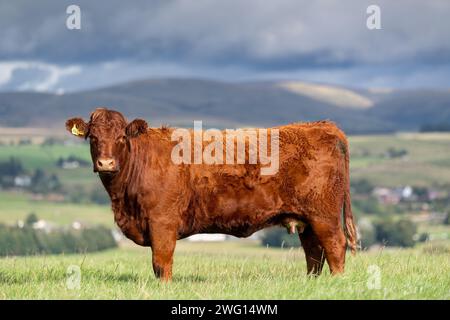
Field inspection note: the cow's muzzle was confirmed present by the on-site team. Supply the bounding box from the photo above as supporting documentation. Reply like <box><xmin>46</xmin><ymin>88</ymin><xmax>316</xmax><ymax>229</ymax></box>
<box><xmin>95</xmin><ymin>158</ymin><xmax>118</xmax><ymax>172</ymax></box>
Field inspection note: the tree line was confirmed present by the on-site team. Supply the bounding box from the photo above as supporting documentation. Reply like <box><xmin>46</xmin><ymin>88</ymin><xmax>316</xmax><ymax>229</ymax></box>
<box><xmin>0</xmin><ymin>214</ymin><xmax>117</xmax><ymax>256</ymax></box>
<box><xmin>261</xmin><ymin>218</ymin><xmax>419</xmax><ymax>249</ymax></box>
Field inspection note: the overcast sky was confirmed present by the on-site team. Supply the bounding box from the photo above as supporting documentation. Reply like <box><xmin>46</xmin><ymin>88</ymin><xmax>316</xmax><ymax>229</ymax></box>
<box><xmin>0</xmin><ymin>0</ymin><xmax>449</xmax><ymax>93</ymax></box>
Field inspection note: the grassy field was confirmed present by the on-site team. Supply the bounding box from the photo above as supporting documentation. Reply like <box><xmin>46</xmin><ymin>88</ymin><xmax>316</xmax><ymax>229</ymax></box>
<box><xmin>350</xmin><ymin>133</ymin><xmax>450</xmax><ymax>187</ymax></box>
<box><xmin>0</xmin><ymin>143</ymin><xmax>90</xmax><ymax>171</ymax></box>
<box><xmin>0</xmin><ymin>241</ymin><xmax>448</xmax><ymax>299</ymax></box>
<box><xmin>0</xmin><ymin>192</ymin><xmax>112</xmax><ymax>227</ymax></box>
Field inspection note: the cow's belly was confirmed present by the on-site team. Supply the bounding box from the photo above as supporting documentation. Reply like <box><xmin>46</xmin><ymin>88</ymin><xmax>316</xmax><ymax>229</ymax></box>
<box><xmin>195</xmin><ymin>211</ymin><xmax>306</xmax><ymax>238</ymax></box>
<box><xmin>199</xmin><ymin>220</ymin><xmax>268</xmax><ymax>238</ymax></box>
<box><xmin>190</xmin><ymin>187</ymin><xmax>285</xmax><ymax>237</ymax></box>
<box><xmin>187</xmin><ymin>170</ymin><xmax>319</xmax><ymax>237</ymax></box>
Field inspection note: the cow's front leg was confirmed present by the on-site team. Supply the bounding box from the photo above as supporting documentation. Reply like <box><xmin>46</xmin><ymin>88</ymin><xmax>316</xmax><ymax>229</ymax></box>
<box><xmin>149</xmin><ymin>223</ymin><xmax>177</xmax><ymax>281</ymax></box>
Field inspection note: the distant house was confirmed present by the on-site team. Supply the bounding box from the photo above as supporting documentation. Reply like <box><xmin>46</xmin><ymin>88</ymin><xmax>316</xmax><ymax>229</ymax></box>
<box><xmin>32</xmin><ymin>220</ymin><xmax>55</xmax><ymax>233</ymax></box>
<box><xmin>57</xmin><ymin>156</ymin><xmax>89</xmax><ymax>169</ymax></box>
<box><xmin>373</xmin><ymin>187</ymin><xmax>401</xmax><ymax>204</ymax></box>
<box><xmin>400</xmin><ymin>186</ymin><xmax>413</xmax><ymax>199</ymax></box>
<box><xmin>187</xmin><ymin>234</ymin><xmax>228</xmax><ymax>242</ymax></box>
<box><xmin>71</xmin><ymin>221</ymin><xmax>82</xmax><ymax>230</ymax></box>
<box><xmin>372</xmin><ymin>185</ymin><xmax>415</xmax><ymax>205</ymax></box>
<box><xmin>111</xmin><ymin>229</ymin><xmax>125</xmax><ymax>242</ymax></box>
<box><xmin>427</xmin><ymin>189</ymin><xmax>446</xmax><ymax>201</ymax></box>
<box><xmin>61</xmin><ymin>160</ymin><xmax>80</xmax><ymax>169</ymax></box>
<box><xmin>14</xmin><ymin>175</ymin><xmax>31</xmax><ymax>187</ymax></box>
<box><xmin>186</xmin><ymin>232</ymin><xmax>260</xmax><ymax>242</ymax></box>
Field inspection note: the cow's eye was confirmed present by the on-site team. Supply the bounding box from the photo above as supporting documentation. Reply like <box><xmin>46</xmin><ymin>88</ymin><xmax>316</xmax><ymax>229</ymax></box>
<box><xmin>117</xmin><ymin>136</ymin><xmax>127</xmax><ymax>144</ymax></box>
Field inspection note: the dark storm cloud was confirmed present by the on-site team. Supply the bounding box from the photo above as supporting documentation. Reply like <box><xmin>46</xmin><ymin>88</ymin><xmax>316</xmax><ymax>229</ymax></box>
<box><xmin>1</xmin><ymin>0</ymin><xmax>449</xmax><ymax>70</ymax></box>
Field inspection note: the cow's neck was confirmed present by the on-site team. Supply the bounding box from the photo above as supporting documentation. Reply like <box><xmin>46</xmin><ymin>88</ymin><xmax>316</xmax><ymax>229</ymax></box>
<box><xmin>97</xmin><ymin>132</ymin><xmax>174</xmax><ymax>207</ymax></box>
<box><xmin>99</xmin><ymin>171</ymin><xmax>126</xmax><ymax>199</ymax></box>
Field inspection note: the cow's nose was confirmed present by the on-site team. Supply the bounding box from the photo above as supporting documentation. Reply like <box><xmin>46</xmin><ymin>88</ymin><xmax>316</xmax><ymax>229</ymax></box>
<box><xmin>96</xmin><ymin>158</ymin><xmax>116</xmax><ymax>171</ymax></box>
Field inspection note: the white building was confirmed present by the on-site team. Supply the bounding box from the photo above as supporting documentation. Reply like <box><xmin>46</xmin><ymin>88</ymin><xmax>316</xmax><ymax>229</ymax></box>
<box><xmin>187</xmin><ymin>234</ymin><xmax>227</xmax><ymax>242</ymax></box>
<box><xmin>14</xmin><ymin>175</ymin><xmax>31</xmax><ymax>187</ymax></box>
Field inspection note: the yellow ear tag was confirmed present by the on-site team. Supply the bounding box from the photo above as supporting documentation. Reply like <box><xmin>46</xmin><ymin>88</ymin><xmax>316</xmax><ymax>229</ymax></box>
<box><xmin>71</xmin><ymin>124</ymin><xmax>84</xmax><ymax>136</ymax></box>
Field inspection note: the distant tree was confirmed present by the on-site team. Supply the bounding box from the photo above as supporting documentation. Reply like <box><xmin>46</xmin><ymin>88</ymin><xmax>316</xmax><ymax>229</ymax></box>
<box><xmin>351</xmin><ymin>179</ymin><xmax>374</xmax><ymax>195</ymax></box>
<box><xmin>56</xmin><ymin>157</ymin><xmax>64</xmax><ymax>167</ymax></box>
<box><xmin>353</xmin><ymin>196</ymin><xmax>383</xmax><ymax>215</ymax></box>
<box><xmin>25</xmin><ymin>213</ymin><xmax>39</xmax><ymax>226</ymax></box>
<box><xmin>41</xmin><ymin>137</ymin><xmax>64</xmax><ymax>146</ymax></box>
<box><xmin>260</xmin><ymin>227</ymin><xmax>301</xmax><ymax>248</ymax></box>
<box><xmin>417</xmin><ymin>232</ymin><xmax>430</xmax><ymax>242</ymax></box>
<box><xmin>0</xmin><ymin>157</ymin><xmax>27</xmax><ymax>188</ymax></box>
<box><xmin>67</xmin><ymin>188</ymin><xmax>89</xmax><ymax>204</ymax></box>
<box><xmin>90</xmin><ymin>188</ymin><xmax>110</xmax><ymax>204</ymax></box>
<box><xmin>359</xmin><ymin>223</ymin><xmax>377</xmax><ymax>249</ymax></box>
<box><xmin>0</xmin><ymin>157</ymin><xmax>25</xmax><ymax>177</ymax></box>
<box><xmin>386</xmin><ymin>147</ymin><xmax>408</xmax><ymax>159</ymax></box>
<box><xmin>31</xmin><ymin>169</ymin><xmax>45</xmax><ymax>185</ymax></box>
<box><xmin>0</xmin><ymin>220</ymin><xmax>117</xmax><ymax>257</ymax></box>
<box><xmin>444</xmin><ymin>213</ymin><xmax>450</xmax><ymax>225</ymax></box>
<box><xmin>29</xmin><ymin>169</ymin><xmax>62</xmax><ymax>193</ymax></box>
<box><xmin>375</xmin><ymin>218</ymin><xmax>417</xmax><ymax>247</ymax></box>
<box><xmin>413</xmin><ymin>186</ymin><xmax>428</xmax><ymax>201</ymax></box>
<box><xmin>48</xmin><ymin>174</ymin><xmax>62</xmax><ymax>191</ymax></box>
<box><xmin>18</xmin><ymin>139</ymin><xmax>31</xmax><ymax>145</ymax></box>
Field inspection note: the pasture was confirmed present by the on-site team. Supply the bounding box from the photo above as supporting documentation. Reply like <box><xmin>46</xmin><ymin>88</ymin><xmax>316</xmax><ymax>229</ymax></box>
<box><xmin>0</xmin><ymin>192</ymin><xmax>112</xmax><ymax>226</ymax></box>
<box><xmin>0</xmin><ymin>241</ymin><xmax>448</xmax><ymax>299</ymax></box>
<box><xmin>350</xmin><ymin>133</ymin><xmax>450</xmax><ymax>187</ymax></box>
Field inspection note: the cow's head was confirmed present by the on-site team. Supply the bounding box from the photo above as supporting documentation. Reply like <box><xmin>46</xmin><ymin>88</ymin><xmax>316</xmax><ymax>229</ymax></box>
<box><xmin>65</xmin><ymin>108</ymin><xmax>148</xmax><ymax>174</ymax></box>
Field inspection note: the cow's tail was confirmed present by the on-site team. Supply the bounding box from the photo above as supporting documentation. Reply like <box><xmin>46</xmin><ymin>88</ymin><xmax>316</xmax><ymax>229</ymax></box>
<box><xmin>343</xmin><ymin>141</ymin><xmax>357</xmax><ymax>255</ymax></box>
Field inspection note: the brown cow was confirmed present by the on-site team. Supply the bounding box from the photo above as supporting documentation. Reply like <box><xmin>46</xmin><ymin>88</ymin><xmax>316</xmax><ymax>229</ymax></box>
<box><xmin>66</xmin><ymin>108</ymin><xmax>357</xmax><ymax>281</ymax></box>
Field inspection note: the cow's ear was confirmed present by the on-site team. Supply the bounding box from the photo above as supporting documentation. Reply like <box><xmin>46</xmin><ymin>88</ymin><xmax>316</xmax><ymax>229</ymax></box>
<box><xmin>126</xmin><ymin>119</ymin><xmax>148</xmax><ymax>138</ymax></box>
<box><xmin>65</xmin><ymin>118</ymin><xmax>88</xmax><ymax>138</ymax></box>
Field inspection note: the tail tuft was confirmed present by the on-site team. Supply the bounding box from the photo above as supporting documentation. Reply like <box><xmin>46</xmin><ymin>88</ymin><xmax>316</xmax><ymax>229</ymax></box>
<box><xmin>344</xmin><ymin>192</ymin><xmax>357</xmax><ymax>255</ymax></box>
<box><xmin>343</xmin><ymin>139</ymin><xmax>357</xmax><ymax>255</ymax></box>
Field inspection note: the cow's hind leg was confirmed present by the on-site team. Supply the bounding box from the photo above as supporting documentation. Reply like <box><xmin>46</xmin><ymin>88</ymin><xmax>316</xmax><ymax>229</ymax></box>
<box><xmin>309</xmin><ymin>218</ymin><xmax>347</xmax><ymax>275</ymax></box>
<box><xmin>299</xmin><ymin>225</ymin><xmax>325</xmax><ymax>276</ymax></box>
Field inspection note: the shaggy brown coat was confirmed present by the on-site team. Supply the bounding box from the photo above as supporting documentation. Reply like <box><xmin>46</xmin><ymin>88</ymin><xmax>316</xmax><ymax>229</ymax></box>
<box><xmin>66</xmin><ymin>108</ymin><xmax>357</xmax><ymax>281</ymax></box>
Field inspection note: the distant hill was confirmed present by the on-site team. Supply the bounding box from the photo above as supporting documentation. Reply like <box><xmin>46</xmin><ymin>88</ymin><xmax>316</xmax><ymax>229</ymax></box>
<box><xmin>0</xmin><ymin>78</ymin><xmax>449</xmax><ymax>134</ymax></box>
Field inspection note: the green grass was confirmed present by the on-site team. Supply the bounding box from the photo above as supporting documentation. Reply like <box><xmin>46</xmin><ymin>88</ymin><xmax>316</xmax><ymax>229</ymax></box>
<box><xmin>0</xmin><ymin>142</ymin><xmax>96</xmax><ymax>189</ymax></box>
<box><xmin>0</xmin><ymin>192</ymin><xmax>113</xmax><ymax>227</ymax></box>
<box><xmin>0</xmin><ymin>144</ymin><xmax>91</xmax><ymax>170</ymax></box>
<box><xmin>0</xmin><ymin>142</ymin><xmax>111</xmax><ymax>226</ymax></box>
<box><xmin>0</xmin><ymin>242</ymin><xmax>448</xmax><ymax>299</ymax></box>
<box><xmin>349</xmin><ymin>133</ymin><xmax>450</xmax><ymax>187</ymax></box>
